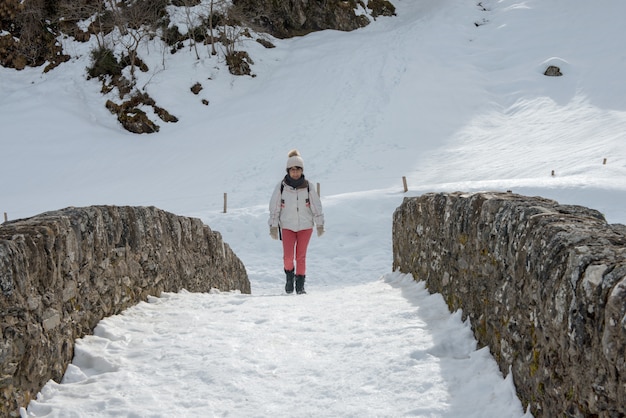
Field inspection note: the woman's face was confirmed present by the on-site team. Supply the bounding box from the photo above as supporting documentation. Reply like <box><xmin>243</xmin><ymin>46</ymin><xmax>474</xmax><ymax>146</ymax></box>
<box><xmin>289</xmin><ymin>166</ymin><xmax>303</xmax><ymax>180</ymax></box>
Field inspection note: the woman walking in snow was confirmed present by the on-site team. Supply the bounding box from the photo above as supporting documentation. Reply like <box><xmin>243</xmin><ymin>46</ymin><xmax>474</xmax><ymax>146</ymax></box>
<box><xmin>269</xmin><ymin>149</ymin><xmax>325</xmax><ymax>294</ymax></box>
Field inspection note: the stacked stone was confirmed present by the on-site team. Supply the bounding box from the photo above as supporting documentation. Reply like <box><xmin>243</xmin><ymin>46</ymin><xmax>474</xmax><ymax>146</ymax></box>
<box><xmin>0</xmin><ymin>206</ymin><xmax>249</xmax><ymax>416</ymax></box>
<box><xmin>392</xmin><ymin>192</ymin><xmax>626</xmax><ymax>418</ymax></box>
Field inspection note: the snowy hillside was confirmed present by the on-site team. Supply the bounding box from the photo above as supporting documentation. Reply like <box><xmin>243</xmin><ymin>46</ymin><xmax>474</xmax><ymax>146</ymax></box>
<box><xmin>1</xmin><ymin>0</ymin><xmax>625</xmax><ymax>416</ymax></box>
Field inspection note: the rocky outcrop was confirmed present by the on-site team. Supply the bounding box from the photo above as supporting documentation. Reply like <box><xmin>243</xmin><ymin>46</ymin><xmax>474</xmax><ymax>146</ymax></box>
<box><xmin>0</xmin><ymin>206</ymin><xmax>249</xmax><ymax>416</ymax></box>
<box><xmin>392</xmin><ymin>192</ymin><xmax>626</xmax><ymax>418</ymax></box>
<box><xmin>232</xmin><ymin>0</ymin><xmax>377</xmax><ymax>38</ymax></box>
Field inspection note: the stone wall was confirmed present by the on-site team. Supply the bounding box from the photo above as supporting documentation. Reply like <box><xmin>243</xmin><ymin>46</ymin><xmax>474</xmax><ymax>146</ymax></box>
<box><xmin>392</xmin><ymin>192</ymin><xmax>626</xmax><ymax>418</ymax></box>
<box><xmin>0</xmin><ymin>206</ymin><xmax>250</xmax><ymax>416</ymax></box>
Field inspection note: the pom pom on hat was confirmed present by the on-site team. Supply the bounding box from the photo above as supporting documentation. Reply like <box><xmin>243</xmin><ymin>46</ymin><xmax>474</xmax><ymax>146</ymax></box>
<box><xmin>286</xmin><ymin>149</ymin><xmax>305</xmax><ymax>170</ymax></box>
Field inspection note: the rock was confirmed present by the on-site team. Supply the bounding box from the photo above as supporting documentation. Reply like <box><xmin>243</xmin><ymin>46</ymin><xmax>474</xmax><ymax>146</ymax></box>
<box><xmin>544</xmin><ymin>65</ymin><xmax>563</xmax><ymax>76</ymax></box>
<box><xmin>232</xmin><ymin>0</ymin><xmax>372</xmax><ymax>39</ymax></box>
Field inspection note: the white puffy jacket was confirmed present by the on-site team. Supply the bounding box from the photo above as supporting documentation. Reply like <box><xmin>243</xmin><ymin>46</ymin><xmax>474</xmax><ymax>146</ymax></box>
<box><xmin>268</xmin><ymin>180</ymin><xmax>324</xmax><ymax>232</ymax></box>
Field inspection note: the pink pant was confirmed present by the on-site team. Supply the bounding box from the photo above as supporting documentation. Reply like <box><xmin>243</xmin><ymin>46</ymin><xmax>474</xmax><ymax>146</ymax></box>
<box><xmin>281</xmin><ymin>228</ymin><xmax>313</xmax><ymax>276</ymax></box>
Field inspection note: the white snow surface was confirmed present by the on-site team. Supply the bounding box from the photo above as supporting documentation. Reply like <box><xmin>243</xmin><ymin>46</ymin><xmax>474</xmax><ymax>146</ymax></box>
<box><xmin>1</xmin><ymin>0</ymin><xmax>625</xmax><ymax>416</ymax></box>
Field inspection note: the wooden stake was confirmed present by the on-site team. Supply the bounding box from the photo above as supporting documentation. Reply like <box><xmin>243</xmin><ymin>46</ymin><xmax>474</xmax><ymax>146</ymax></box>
<box><xmin>603</xmin><ymin>158</ymin><xmax>607</xmax><ymax>165</ymax></box>
<box><xmin>223</xmin><ymin>193</ymin><xmax>227</xmax><ymax>213</ymax></box>
<box><xmin>3</xmin><ymin>212</ymin><xmax>6</xmax><ymax>223</ymax></box>
<box><xmin>316</xmin><ymin>182</ymin><xmax>320</xmax><ymax>197</ymax></box>
<box><xmin>402</xmin><ymin>176</ymin><xmax>408</xmax><ymax>193</ymax></box>
<box><xmin>551</xmin><ymin>170</ymin><xmax>555</xmax><ymax>177</ymax></box>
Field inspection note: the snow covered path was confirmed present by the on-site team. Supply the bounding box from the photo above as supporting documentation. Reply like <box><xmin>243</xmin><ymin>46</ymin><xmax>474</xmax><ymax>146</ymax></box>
<box><xmin>25</xmin><ymin>275</ymin><xmax>528</xmax><ymax>418</ymax></box>
<box><xmin>24</xmin><ymin>193</ymin><xmax>529</xmax><ymax>417</ymax></box>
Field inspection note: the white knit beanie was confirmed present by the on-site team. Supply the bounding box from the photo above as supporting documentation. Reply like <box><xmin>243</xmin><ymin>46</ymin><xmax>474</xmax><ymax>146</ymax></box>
<box><xmin>286</xmin><ymin>149</ymin><xmax>304</xmax><ymax>170</ymax></box>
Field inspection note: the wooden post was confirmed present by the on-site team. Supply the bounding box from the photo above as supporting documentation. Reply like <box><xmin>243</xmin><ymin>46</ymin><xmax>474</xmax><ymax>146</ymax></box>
<box><xmin>223</xmin><ymin>193</ymin><xmax>227</xmax><ymax>213</ymax></box>
<box><xmin>3</xmin><ymin>212</ymin><xmax>7</xmax><ymax>223</ymax></box>
<box><xmin>551</xmin><ymin>170</ymin><xmax>555</xmax><ymax>177</ymax></box>
<box><xmin>402</xmin><ymin>176</ymin><xmax>408</xmax><ymax>193</ymax></box>
<box><xmin>316</xmin><ymin>182</ymin><xmax>320</xmax><ymax>197</ymax></box>
<box><xmin>603</xmin><ymin>158</ymin><xmax>607</xmax><ymax>165</ymax></box>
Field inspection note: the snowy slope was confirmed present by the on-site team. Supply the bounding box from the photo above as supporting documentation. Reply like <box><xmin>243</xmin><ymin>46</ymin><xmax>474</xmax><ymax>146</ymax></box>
<box><xmin>1</xmin><ymin>0</ymin><xmax>625</xmax><ymax>416</ymax></box>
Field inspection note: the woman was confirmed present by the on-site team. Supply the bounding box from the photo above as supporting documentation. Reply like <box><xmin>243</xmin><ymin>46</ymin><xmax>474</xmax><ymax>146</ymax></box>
<box><xmin>269</xmin><ymin>149</ymin><xmax>324</xmax><ymax>294</ymax></box>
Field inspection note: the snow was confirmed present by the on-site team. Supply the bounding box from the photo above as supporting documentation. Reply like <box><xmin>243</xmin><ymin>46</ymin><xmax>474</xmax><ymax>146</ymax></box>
<box><xmin>1</xmin><ymin>0</ymin><xmax>625</xmax><ymax>416</ymax></box>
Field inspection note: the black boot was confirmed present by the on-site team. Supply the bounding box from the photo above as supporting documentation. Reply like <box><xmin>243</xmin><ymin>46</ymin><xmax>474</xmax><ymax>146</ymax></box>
<box><xmin>285</xmin><ymin>269</ymin><xmax>295</xmax><ymax>294</ymax></box>
<box><xmin>295</xmin><ymin>275</ymin><xmax>306</xmax><ymax>294</ymax></box>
